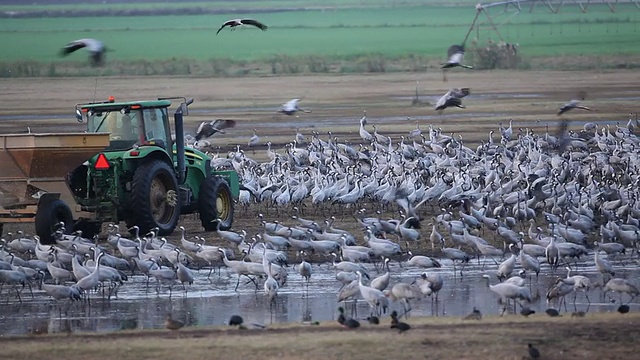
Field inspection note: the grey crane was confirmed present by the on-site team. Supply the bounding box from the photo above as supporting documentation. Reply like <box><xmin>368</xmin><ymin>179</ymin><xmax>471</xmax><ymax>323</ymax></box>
<box><xmin>434</xmin><ymin>88</ymin><xmax>470</xmax><ymax>112</ymax></box>
<box><xmin>563</xmin><ymin>267</ymin><xmax>591</xmax><ymax>305</ymax></box>
<box><xmin>370</xmin><ymin>258</ymin><xmax>391</xmax><ymax>291</ymax></box>
<box><xmin>195</xmin><ymin>119</ymin><xmax>236</xmax><ymax>141</ymax></box>
<box><xmin>212</xmin><ymin>219</ymin><xmax>246</xmax><ymax>246</ymax></box>
<box><xmin>558</xmin><ymin>99</ymin><xmax>591</xmax><ymax>115</ymax></box>
<box><xmin>441</xmin><ymin>45</ymin><xmax>473</xmax><ymax>70</ymax></box>
<box><xmin>602</xmin><ymin>278</ymin><xmax>639</xmax><ymax>304</ymax></box>
<box><xmin>482</xmin><ymin>274</ymin><xmax>532</xmax><ymax>315</ymax></box>
<box><xmin>440</xmin><ymin>239</ymin><xmax>470</xmax><ymax>276</ymax></box>
<box><xmin>248</xmin><ymin>129</ymin><xmax>260</xmax><ymax>150</ymax></box>
<box><xmin>279</xmin><ymin>98</ymin><xmax>311</xmax><ymax>116</ymax></box>
<box><xmin>147</xmin><ymin>260</ymin><xmax>178</xmax><ymax>297</ymax></box>
<box><xmin>176</xmin><ymin>257</ymin><xmax>195</xmax><ymax>293</ymax></box>
<box><xmin>594</xmin><ymin>249</ymin><xmax>615</xmax><ymax>280</ymax></box>
<box><xmin>407</xmin><ymin>251</ymin><xmax>441</xmax><ymax>269</ymax></box>
<box><xmin>263</xmin><ymin>247</ymin><xmax>279</xmax><ymax>308</ymax></box>
<box><xmin>545</xmin><ymin>235</ymin><xmax>560</xmax><ymax>271</ymax></box>
<box><xmin>74</xmin><ymin>252</ymin><xmax>105</xmax><ymax>294</ymax></box>
<box><xmin>38</xmin><ymin>271</ymin><xmax>81</xmax><ymax>313</ymax></box>
<box><xmin>216</xmin><ymin>18</ymin><xmax>268</xmax><ymax>35</ymax></box>
<box><xmin>60</xmin><ymin>38</ymin><xmax>108</xmax><ymax>67</ymax></box>
<box><xmin>297</xmin><ymin>251</ymin><xmax>312</xmax><ymax>295</ymax></box>
<box><xmin>217</xmin><ymin>248</ymin><xmax>258</xmax><ymax>291</ymax></box>
<box><xmin>357</xmin><ymin>270</ymin><xmax>388</xmax><ymax>316</ymax></box>
<box><xmin>546</xmin><ymin>278</ymin><xmax>574</xmax><ymax>311</ymax></box>
<box><xmin>384</xmin><ymin>282</ymin><xmax>422</xmax><ymax>316</ymax></box>
<box><xmin>0</xmin><ymin>268</ymin><xmax>30</xmax><ymax>302</ymax></box>
<box><xmin>415</xmin><ymin>272</ymin><xmax>444</xmax><ymax>302</ymax></box>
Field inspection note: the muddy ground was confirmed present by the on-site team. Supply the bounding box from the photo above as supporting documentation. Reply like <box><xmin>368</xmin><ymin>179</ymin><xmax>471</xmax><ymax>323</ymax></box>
<box><xmin>0</xmin><ymin>312</ymin><xmax>638</xmax><ymax>360</ymax></box>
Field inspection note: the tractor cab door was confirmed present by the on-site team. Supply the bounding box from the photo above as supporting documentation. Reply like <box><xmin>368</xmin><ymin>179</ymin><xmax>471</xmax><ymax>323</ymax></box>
<box><xmin>140</xmin><ymin>108</ymin><xmax>171</xmax><ymax>149</ymax></box>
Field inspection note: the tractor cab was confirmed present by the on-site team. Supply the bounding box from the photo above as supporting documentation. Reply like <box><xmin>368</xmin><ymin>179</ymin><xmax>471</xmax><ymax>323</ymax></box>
<box><xmin>77</xmin><ymin>97</ymin><xmax>172</xmax><ymax>151</ymax></box>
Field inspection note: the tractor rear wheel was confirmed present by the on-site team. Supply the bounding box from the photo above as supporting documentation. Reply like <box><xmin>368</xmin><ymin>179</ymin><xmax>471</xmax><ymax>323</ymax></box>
<box><xmin>129</xmin><ymin>160</ymin><xmax>180</xmax><ymax>236</ymax></box>
<box><xmin>35</xmin><ymin>199</ymin><xmax>73</xmax><ymax>244</ymax></box>
<box><xmin>199</xmin><ymin>176</ymin><xmax>234</xmax><ymax>231</ymax></box>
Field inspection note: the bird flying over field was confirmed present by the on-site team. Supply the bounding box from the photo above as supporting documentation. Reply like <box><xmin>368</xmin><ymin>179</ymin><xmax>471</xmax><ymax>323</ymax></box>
<box><xmin>441</xmin><ymin>45</ymin><xmax>473</xmax><ymax>70</ymax></box>
<box><xmin>60</xmin><ymin>38</ymin><xmax>108</xmax><ymax>67</ymax></box>
<box><xmin>195</xmin><ymin>119</ymin><xmax>237</xmax><ymax>140</ymax></box>
<box><xmin>279</xmin><ymin>98</ymin><xmax>311</xmax><ymax>116</ymax></box>
<box><xmin>216</xmin><ymin>18</ymin><xmax>268</xmax><ymax>35</ymax></box>
<box><xmin>434</xmin><ymin>88</ymin><xmax>470</xmax><ymax>112</ymax></box>
<box><xmin>557</xmin><ymin>99</ymin><xmax>591</xmax><ymax>115</ymax></box>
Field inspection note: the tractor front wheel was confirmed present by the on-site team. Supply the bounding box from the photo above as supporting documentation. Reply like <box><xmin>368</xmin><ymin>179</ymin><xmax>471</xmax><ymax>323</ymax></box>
<box><xmin>199</xmin><ymin>176</ymin><xmax>234</xmax><ymax>231</ymax></box>
<box><xmin>129</xmin><ymin>160</ymin><xmax>180</xmax><ymax>236</ymax></box>
<box><xmin>35</xmin><ymin>199</ymin><xmax>73</xmax><ymax>244</ymax></box>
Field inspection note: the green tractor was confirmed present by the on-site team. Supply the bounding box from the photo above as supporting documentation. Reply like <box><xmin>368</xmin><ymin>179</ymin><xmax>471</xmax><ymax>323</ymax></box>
<box><xmin>64</xmin><ymin>96</ymin><xmax>238</xmax><ymax>239</ymax></box>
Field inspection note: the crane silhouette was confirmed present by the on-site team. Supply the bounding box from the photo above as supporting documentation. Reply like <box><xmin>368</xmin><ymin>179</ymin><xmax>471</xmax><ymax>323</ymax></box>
<box><xmin>60</xmin><ymin>38</ymin><xmax>108</xmax><ymax>67</ymax></box>
<box><xmin>217</xmin><ymin>18</ymin><xmax>268</xmax><ymax>35</ymax></box>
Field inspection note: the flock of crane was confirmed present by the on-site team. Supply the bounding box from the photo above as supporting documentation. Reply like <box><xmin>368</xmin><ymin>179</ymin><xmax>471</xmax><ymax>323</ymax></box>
<box><xmin>3</xmin><ymin>108</ymin><xmax>640</xmax><ymax>330</ymax></box>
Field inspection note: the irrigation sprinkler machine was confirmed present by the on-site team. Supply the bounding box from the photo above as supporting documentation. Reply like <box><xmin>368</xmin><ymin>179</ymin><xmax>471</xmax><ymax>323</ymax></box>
<box><xmin>0</xmin><ymin>96</ymin><xmax>238</xmax><ymax>243</ymax></box>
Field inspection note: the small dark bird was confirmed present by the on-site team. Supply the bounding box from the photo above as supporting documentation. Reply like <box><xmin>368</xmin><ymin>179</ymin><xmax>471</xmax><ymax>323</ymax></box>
<box><xmin>343</xmin><ymin>318</ymin><xmax>361</xmax><ymax>329</ymax></box>
<box><xmin>435</xmin><ymin>88</ymin><xmax>470</xmax><ymax>112</ymax></box>
<box><xmin>520</xmin><ymin>307</ymin><xmax>536</xmax><ymax>317</ymax></box>
<box><xmin>390</xmin><ymin>321</ymin><xmax>411</xmax><ymax>333</ymax></box>
<box><xmin>367</xmin><ymin>315</ymin><xmax>380</xmax><ymax>325</ymax></box>
<box><xmin>528</xmin><ymin>343</ymin><xmax>541</xmax><ymax>359</ymax></box>
<box><xmin>390</xmin><ymin>310</ymin><xmax>399</xmax><ymax>325</ymax></box>
<box><xmin>557</xmin><ymin>99</ymin><xmax>591</xmax><ymax>115</ymax></box>
<box><xmin>545</xmin><ymin>308</ymin><xmax>561</xmax><ymax>317</ymax></box>
<box><xmin>216</xmin><ymin>18</ymin><xmax>268</xmax><ymax>35</ymax></box>
<box><xmin>463</xmin><ymin>307</ymin><xmax>482</xmax><ymax>320</ymax></box>
<box><xmin>338</xmin><ymin>306</ymin><xmax>360</xmax><ymax>329</ymax></box>
<box><xmin>164</xmin><ymin>314</ymin><xmax>184</xmax><ymax>330</ymax></box>
<box><xmin>618</xmin><ymin>304</ymin><xmax>630</xmax><ymax>314</ymax></box>
<box><xmin>337</xmin><ymin>306</ymin><xmax>347</xmax><ymax>325</ymax></box>
<box><xmin>229</xmin><ymin>314</ymin><xmax>244</xmax><ymax>326</ymax></box>
<box><xmin>195</xmin><ymin>119</ymin><xmax>237</xmax><ymax>140</ymax></box>
<box><xmin>60</xmin><ymin>38</ymin><xmax>108</xmax><ymax>67</ymax></box>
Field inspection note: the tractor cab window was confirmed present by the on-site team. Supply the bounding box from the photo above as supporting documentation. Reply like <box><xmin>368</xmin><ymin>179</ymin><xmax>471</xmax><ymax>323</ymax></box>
<box><xmin>87</xmin><ymin>109</ymin><xmax>142</xmax><ymax>150</ymax></box>
<box><xmin>142</xmin><ymin>108</ymin><xmax>169</xmax><ymax>147</ymax></box>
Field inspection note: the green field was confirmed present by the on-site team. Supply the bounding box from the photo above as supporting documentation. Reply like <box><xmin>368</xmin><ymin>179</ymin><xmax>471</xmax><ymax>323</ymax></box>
<box><xmin>1</xmin><ymin>3</ymin><xmax>639</xmax><ymax>76</ymax></box>
<box><xmin>0</xmin><ymin>1</ymin><xmax>480</xmax><ymax>11</ymax></box>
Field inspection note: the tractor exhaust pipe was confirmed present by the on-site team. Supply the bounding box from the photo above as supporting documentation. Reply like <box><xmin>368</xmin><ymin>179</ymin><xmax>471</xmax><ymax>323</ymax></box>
<box><xmin>174</xmin><ymin>98</ymin><xmax>193</xmax><ymax>184</ymax></box>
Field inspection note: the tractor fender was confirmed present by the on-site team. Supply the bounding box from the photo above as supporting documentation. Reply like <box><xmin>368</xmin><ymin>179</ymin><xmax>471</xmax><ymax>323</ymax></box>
<box><xmin>121</xmin><ymin>147</ymin><xmax>172</xmax><ymax>171</ymax></box>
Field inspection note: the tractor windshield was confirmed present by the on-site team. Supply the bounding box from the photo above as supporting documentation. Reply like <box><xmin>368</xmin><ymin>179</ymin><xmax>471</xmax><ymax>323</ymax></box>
<box><xmin>87</xmin><ymin>109</ymin><xmax>143</xmax><ymax>150</ymax></box>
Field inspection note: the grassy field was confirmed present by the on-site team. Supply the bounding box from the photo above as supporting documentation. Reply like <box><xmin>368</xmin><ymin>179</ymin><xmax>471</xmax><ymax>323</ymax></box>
<box><xmin>0</xmin><ymin>3</ymin><xmax>639</xmax><ymax>76</ymax></box>
<box><xmin>0</xmin><ymin>1</ymin><xmax>480</xmax><ymax>11</ymax></box>
<box><xmin>0</xmin><ymin>313</ymin><xmax>638</xmax><ymax>360</ymax></box>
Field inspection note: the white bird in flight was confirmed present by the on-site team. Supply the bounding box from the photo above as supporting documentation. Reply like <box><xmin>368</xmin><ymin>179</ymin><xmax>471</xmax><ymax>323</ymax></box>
<box><xmin>60</xmin><ymin>38</ymin><xmax>108</xmax><ymax>67</ymax></box>
<box><xmin>195</xmin><ymin>119</ymin><xmax>237</xmax><ymax>140</ymax></box>
<box><xmin>279</xmin><ymin>99</ymin><xmax>311</xmax><ymax>116</ymax></box>
<box><xmin>216</xmin><ymin>18</ymin><xmax>268</xmax><ymax>35</ymax></box>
